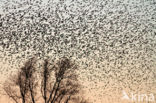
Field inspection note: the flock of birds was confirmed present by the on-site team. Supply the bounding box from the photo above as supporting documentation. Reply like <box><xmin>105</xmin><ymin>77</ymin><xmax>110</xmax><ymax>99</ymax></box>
<box><xmin>0</xmin><ymin>0</ymin><xmax>156</xmax><ymax>102</ymax></box>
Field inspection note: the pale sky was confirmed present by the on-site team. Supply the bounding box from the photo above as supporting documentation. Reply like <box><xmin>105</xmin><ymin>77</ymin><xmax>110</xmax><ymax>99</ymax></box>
<box><xmin>0</xmin><ymin>0</ymin><xmax>156</xmax><ymax>103</ymax></box>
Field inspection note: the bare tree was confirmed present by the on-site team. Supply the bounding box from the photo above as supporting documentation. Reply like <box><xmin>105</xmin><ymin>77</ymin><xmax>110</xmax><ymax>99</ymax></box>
<box><xmin>3</xmin><ymin>57</ymin><xmax>88</xmax><ymax>103</ymax></box>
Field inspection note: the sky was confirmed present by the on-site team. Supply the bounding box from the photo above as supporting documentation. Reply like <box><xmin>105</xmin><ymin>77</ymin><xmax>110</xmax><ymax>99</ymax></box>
<box><xmin>0</xmin><ymin>0</ymin><xmax>156</xmax><ymax>103</ymax></box>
